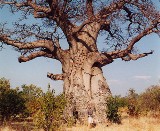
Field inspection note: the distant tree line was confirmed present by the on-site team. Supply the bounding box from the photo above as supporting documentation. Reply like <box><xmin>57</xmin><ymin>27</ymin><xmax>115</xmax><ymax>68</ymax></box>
<box><xmin>0</xmin><ymin>77</ymin><xmax>160</xmax><ymax>130</ymax></box>
<box><xmin>106</xmin><ymin>85</ymin><xmax>160</xmax><ymax>124</ymax></box>
<box><xmin>0</xmin><ymin>77</ymin><xmax>66</xmax><ymax>131</ymax></box>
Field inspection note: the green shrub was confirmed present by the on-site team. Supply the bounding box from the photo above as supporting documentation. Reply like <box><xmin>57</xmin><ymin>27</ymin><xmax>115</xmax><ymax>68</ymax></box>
<box><xmin>33</xmin><ymin>85</ymin><xmax>66</xmax><ymax>131</ymax></box>
<box><xmin>127</xmin><ymin>104</ymin><xmax>140</xmax><ymax>117</ymax></box>
<box><xmin>139</xmin><ymin>85</ymin><xmax>160</xmax><ymax>116</ymax></box>
<box><xmin>127</xmin><ymin>89</ymin><xmax>140</xmax><ymax>117</ymax></box>
<box><xmin>0</xmin><ymin>78</ymin><xmax>26</xmax><ymax>124</ymax></box>
<box><xmin>20</xmin><ymin>84</ymin><xmax>43</xmax><ymax>117</ymax></box>
<box><xmin>106</xmin><ymin>96</ymin><xmax>121</xmax><ymax>124</ymax></box>
<box><xmin>0</xmin><ymin>89</ymin><xmax>26</xmax><ymax>123</ymax></box>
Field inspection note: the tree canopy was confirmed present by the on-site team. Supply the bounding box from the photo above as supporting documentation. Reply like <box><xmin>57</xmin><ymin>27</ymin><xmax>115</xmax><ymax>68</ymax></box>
<box><xmin>0</xmin><ymin>0</ymin><xmax>159</xmax><ymax>67</ymax></box>
<box><xmin>0</xmin><ymin>78</ymin><xmax>26</xmax><ymax>123</ymax></box>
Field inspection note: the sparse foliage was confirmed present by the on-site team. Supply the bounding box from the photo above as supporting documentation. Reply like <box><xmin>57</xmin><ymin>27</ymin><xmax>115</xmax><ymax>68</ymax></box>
<box><xmin>139</xmin><ymin>85</ymin><xmax>160</xmax><ymax>116</ymax></box>
<box><xmin>33</xmin><ymin>84</ymin><xmax>66</xmax><ymax>131</ymax></box>
<box><xmin>0</xmin><ymin>77</ymin><xmax>10</xmax><ymax>94</ymax></box>
<box><xmin>127</xmin><ymin>89</ymin><xmax>140</xmax><ymax>117</ymax></box>
<box><xmin>20</xmin><ymin>84</ymin><xmax>43</xmax><ymax>117</ymax></box>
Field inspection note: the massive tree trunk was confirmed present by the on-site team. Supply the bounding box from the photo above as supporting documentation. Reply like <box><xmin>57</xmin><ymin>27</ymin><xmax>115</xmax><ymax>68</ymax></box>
<box><xmin>59</xmin><ymin>23</ymin><xmax>111</xmax><ymax>123</ymax></box>
<box><xmin>63</xmin><ymin>62</ymin><xmax>111</xmax><ymax>123</ymax></box>
<box><xmin>47</xmin><ymin>22</ymin><xmax>112</xmax><ymax>123</ymax></box>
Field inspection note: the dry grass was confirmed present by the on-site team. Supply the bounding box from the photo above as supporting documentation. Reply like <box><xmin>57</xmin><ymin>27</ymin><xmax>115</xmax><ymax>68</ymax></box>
<box><xmin>0</xmin><ymin>126</ymin><xmax>44</xmax><ymax>131</ymax></box>
<box><xmin>66</xmin><ymin>117</ymin><xmax>160</xmax><ymax>131</ymax></box>
<box><xmin>0</xmin><ymin>127</ymin><xmax>15</xmax><ymax>131</ymax></box>
<box><xmin>0</xmin><ymin>117</ymin><xmax>160</xmax><ymax>131</ymax></box>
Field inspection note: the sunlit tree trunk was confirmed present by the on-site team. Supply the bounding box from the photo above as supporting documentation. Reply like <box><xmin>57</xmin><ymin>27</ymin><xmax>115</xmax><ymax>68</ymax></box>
<box><xmin>63</xmin><ymin>62</ymin><xmax>111</xmax><ymax>123</ymax></box>
<box><xmin>60</xmin><ymin>23</ymin><xmax>112</xmax><ymax>123</ymax></box>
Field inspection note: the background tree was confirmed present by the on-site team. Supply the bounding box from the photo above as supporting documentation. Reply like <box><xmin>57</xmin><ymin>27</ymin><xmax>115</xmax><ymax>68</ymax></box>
<box><xmin>0</xmin><ymin>77</ymin><xmax>10</xmax><ymax>94</ymax></box>
<box><xmin>0</xmin><ymin>78</ymin><xmax>26</xmax><ymax>124</ymax></box>
<box><xmin>20</xmin><ymin>84</ymin><xmax>43</xmax><ymax>117</ymax></box>
<box><xmin>106</xmin><ymin>96</ymin><xmax>122</xmax><ymax>124</ymax></box>
<box><xmin>127</xmin><ymin>89</ymin><xmax>140</xmax><ymax>117</ymax></box>
<box><xmin>139</xmin><ymin>85</ymin><xmax>160</xmax><ymax>115</ymax></box>
<box><xmin>0</xmin><ymin>0</ymin><xmax>160</xmax><ymax>123</ymax></box>
<box><xmin>33</xmin><ymin>85</ymin><xmax>66</xmax><ymax>131</ymax></box>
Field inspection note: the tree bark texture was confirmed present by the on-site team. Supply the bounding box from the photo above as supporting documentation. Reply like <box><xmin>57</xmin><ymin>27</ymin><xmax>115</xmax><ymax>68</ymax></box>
<box><xmin>60</xmin><ymin>23</ymin><xmax>111</xmax><ymax>123</ymax></box>
<box><xmin>64</xmin><ymin>63</ymin><xmax>111</xmax><ymax>123</ymax></box>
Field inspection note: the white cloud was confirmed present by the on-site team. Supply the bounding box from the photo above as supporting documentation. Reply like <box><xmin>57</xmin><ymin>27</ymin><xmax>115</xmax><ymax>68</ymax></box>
<box><xmin>134</xmin><ymin>75</ymin><xmax>152</xmax><ymax>80</ymax></box>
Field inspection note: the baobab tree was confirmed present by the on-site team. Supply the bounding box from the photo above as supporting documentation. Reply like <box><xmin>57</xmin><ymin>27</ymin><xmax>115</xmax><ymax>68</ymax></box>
<box><xmin>0</xmin><ymin>0</ymin><xmax>160</xmax><ymax>123</ymax></box>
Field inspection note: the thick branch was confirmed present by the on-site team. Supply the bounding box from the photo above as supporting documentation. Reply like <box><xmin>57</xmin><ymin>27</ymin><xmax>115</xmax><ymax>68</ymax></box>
<box><xmin>96</xmin><ymin>0</ymin><xmax>131</xmax><ymax>20</ymax></box>
<box><xmin>27</xmin><ymin>1</ymin><xmax>51</xmax><ymax>13</ymax></box>
<box><xmin>18</xmin><ymin>50</ymin><xmax>53</xmax><ymax>63</ymax></box>
<box><xmin>1</xmin><ymin>1</ymin><xmax>51</xmax><ymax>13</ymax></box>
<box><xmin>0</xmin><ymin>35</ymin><xmax>54</xmax><ymax>51</ymax></box>
<box><xmin>0</xmin><ymin>33</ymin><xmax>67</xmax><ymax>63</ymax></box>
<box><xmin>122</xmin><ymin>51</ymin><xmax>153</xmax><ymax>61</ymax></box>
<box><xmin>103</xmin><ymin>21</ymin><xmax>159</xmax><ymax>61</ymax></box>
<box><xmin>86</xmin><ymin>0</ymin><xmax>94</xmax><ymax>19</ymax></box>
<box><xmin>87</xmin><ymin>52</ymin><xmax>113</xmax><ymax>67</ymax></box>
<box><xmin>47</xmin><ymin>72</ymin><xmax>65</xmax><ymax>80</ymax></box>
<box><xmin>72</xmin><ymin>20</ymin><xmax>91</xmax><ymax>34</ymax></box>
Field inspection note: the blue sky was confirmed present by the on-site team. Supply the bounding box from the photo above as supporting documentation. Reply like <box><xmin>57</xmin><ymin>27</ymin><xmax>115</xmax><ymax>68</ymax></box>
<box><xmin>0</xmin><ymin>2</ymin><xmax>160</xmax><ymax>96</ymax></box>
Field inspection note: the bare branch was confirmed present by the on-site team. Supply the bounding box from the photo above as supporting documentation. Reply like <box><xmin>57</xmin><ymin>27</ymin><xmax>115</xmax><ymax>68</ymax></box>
<box><xmin>18</xmin><ymin>50</ymin><xmax>53</xmax><ymax>63</ymax></box>
<box><xmin>1</xmin><ymin>1</ymin><xmax>51</xmax><ymax>13</ymax></box>
<box><xmin>72</xmin><ymin>20</ymin><xmax>91</xmax><ymax>34</ymax></box>
<box><xmin>54</xmin><ymin>38</ymin><xmax>61</xmax><ymax>48</ymax></box>
<box><xmin>27</xmin><ymin>1</ymin><xmax>51</xmax><ymax>13</ymax></box>
<box><xmin>47</xmin><ymin>72</ymin><xmax>65</xmax><ymax>80</ymax></box>
<box><xmin>127</xmin><ymin>23</ymin><xmax>159</xmax><ymax>51</ymax></box>
<box><xmin>33</xmin><ymin>11</ymin><xmax>47</xmax><ymax>18</ymax></box>
<box><xmin>1</xmin><ymin>1</ymin><xmax>27</xmax><ymax>7</ymax></box>
<box><xmin>96</xmin><ymin>0</ymin><xmax>131</xmax><ymax>20</ymax></box>
<box><xmin>86</xmin><ymin>0</ymin><xmax>94</xmax><ymax>19</ymax></box>
<box><xmin>102</xmin><ymin>19</ymin><xmax>159</xmax><ymax>61</ymax></box>
<box><xmin>0</xmin><ymin>35</ymin><xmax>54</xmax><ymax>52</ymax></box>
<box><xmin>122</xmin><ymin>51</ymin><xmax>153</xmax><ymax>61</ymax></box>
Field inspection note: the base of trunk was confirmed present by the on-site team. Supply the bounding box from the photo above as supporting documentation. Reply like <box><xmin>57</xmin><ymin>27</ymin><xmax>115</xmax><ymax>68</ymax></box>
<box><xmin>64</xmin><ymin>83</ymin><xmax>111</xmax><ymax>124</ymax></box>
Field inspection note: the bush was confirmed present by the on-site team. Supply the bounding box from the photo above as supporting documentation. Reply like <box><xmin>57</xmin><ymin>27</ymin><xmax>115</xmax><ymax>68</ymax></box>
<box><xmin>0</xmin><ymin>89</ymin><xmax>26</xmax><ymax>123</ymax></box>
<box><xmin>20</xmin><ymin>84</ymin><xmax>43</xmax><ymax>117</ymax></box>
<box><xmin>0</xmin><ymin>77</ymin><xmax>10</xmax><ymax>94</ymax></box>
<box><xmin>106</xmin><ymin>96</ymin><xmax>121</xmax><ymax>124</ymax></box>
<box><xmin>139</xmin><ymin>85</ymin><xmax>160</xmax><ymax>116</ymax></box>
<box><xmin>127</xmin><ymin>89</ymin><xmax>140</xmax><ymax>117</ymax></box>
<box><xmin>33</xmin><ymin>85</ymin><xmax>66</xmax><ymax>131</ymax></box>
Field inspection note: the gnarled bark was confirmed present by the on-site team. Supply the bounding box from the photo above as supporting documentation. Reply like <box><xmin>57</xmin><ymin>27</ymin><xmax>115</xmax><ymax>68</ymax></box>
<box><xmin>60</xmin><ymin>48</ymin><xmax>111</xmax><ymax>123</ymax></box>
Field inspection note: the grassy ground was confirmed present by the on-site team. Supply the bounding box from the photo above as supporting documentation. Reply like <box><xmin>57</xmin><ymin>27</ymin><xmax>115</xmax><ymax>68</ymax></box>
<box><xmin>0</xmin><ymin>116</ymin><xmax>160</xmax><ymax>131</ymax></box>
<box><xmin>66</xmin><ymin>117</ymin><xmax>160</xmax><ymax>131</ymax></box>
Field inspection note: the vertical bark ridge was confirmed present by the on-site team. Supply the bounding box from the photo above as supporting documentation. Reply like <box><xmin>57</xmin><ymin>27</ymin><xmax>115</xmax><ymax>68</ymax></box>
<box><xmin>63</xmin><ymin>47</ymin><xmax>111</xmax><ymax>123</ymax></box>
<box><xmin>62</xmin><ymin>22</ymin><xmax>110</xmax><ymax>123</ymax></box>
